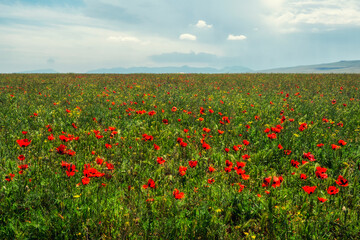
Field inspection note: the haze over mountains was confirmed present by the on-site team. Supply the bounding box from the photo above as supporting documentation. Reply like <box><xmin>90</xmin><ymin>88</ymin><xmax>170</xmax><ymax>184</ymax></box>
<box><xmin>15</xmin><ymin>60</ymin><xmax>360</xmax><ymax>74</ymax></box>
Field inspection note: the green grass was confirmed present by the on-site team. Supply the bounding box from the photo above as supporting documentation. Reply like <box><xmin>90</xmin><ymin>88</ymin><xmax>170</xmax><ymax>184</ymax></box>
<box><xmin>0</xmin><ymin>73</ymin><xmax>359</xmax><ymax>239</ymax></box>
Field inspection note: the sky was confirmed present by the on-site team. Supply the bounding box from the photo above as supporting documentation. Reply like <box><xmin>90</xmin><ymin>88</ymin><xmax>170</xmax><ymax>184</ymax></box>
<box><xmin>0</xmin><ymin>0</ymin><xmax>360</xmax><ymax>72</ymax></box>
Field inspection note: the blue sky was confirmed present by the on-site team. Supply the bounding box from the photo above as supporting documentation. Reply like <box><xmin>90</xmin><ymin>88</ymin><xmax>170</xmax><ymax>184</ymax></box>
<box><xmin>0</xmin><ymin>0</ymin><xmax>360</xmax><ymax>72</ymax></box>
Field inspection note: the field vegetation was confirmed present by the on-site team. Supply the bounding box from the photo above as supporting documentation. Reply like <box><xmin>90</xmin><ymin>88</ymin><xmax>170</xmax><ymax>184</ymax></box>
<box><xmin>0</xmin><ymin>73</ymin><xmax>359</xmax><ymax>239</ymax></box>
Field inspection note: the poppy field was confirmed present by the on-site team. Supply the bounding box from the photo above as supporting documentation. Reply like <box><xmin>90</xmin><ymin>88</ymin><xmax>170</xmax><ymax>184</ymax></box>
<box><xmin>1</xmin><ymin>73</ymin><xmax>360</xmax><ymax>239</ymax></box>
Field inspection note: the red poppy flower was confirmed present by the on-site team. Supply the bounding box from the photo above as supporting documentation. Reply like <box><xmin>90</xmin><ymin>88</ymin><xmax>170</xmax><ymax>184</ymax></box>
<box><xmin>202</xmin><ymin>142</ymin><xmax>211</xmax><ymax>150</ymax></box>
<box><xmin>143</xmin><ymin>178</ymin><xmax>156</xmax><ymax>189</ymax></box>
<box><xmin>238</xmin><ymin>183</ymin><xmax>245</xmax><ymax>192</ymax></box>
<box><xmin>16</xmin><ymin>139</ymin><xmax>31</xmax><ymax>147</ymax></box>
<box><xmin>208</xmin><ymin>166</ymin><xmax>215</xmax><ymax>173</ymax></box>
<box><xmin>162</xmin><ymin>119</ymin><xmax>169</xmax><ymax>124</ymax></box>
<box><xmin>18</xmin><ymin>164</ymin><xmax>29</xmax><ymax>170</ymax></box>
<box><xmin>290</xmin><ymin>160</ymin><xmax>300</xmax><ymax>168</ymax></box>
<box><xmin>179</xmin><ymin>166</ymin><xmax>188</xmax><ymax>176</ymax></box>
<box><xmin>284</xmin><ymin>150</ymin><xmax>291</xmax><ymax>155</ymax></box>
<box><xmin>317</xmin><ymin>143</ymin><xmax>324</xmax><ymax>148</ymax></box>
<box><xmin>218</xmin><ymin>130</ymin><xmax>224</xmax><ymax>134</ymax></box>
<box><xmin>331</xmin><ymin>144</ymin><xmax>340</xmax><ymax>150</ymax></box>
<box><xmin>184</xmin><ymin>129</ymin><xmax>189</xmax><ymax>133</ymax></box>
<box><xmin>82</xmin><ymin>177</ymin><xmax>90</xmax><ymax>185</ymax></box>
<box><xmin>302</xmin><ymin>186</ymin><xmax>316</xmax><ymax>194</ymax></box>
<box><xmin>96</xmin><ymin>158</ymin><xmax>104</xmax><ymax>165</ymax></box>
<box><xmin>18</xmin><ymin>155</ymin><xmax>25</xmax><ymax>161</ymax></box>
<box><xmin>242</xmin><ymin>154</ymin><xmax>250</xmax><ymax>160</ymax></box>
<box><xmin>335</xmin><ymin>175</ymin><xmax>348</xmax><ymax>187</ymax></box>
<box><xmin>272</xmin><ymin>176</ymin><xmax>283</xmax><ymax>188</ymax></box>
<box><xmin>317</xmin><ymin>197</ymin><xmax>328</xmax><ymax>203</ymax></box>
<box><xmin>105</xmin><ymin>143</ymin><xmax>112</xmax><ymax>149</ymax></box>
<box><xmin>224</xmin><ymin>148</ymin><xmax>229</xmax><ymax>153</ymax></box>
<box><xmin>315</xmin><ymin>166</ymin><xmax>328</xmax><ymax>179</ymax></box>
<box><xmin>207</xmin><ymin>178</ymin><xmax>215</xmax><ymax>184</ymax></box>
<box><xmin>153</xmin><ymin>144</ymin><xmax>160</xmax><ymax>151</ymax></box>
<box><xmin>180</xmin><ymin>141</ymin><xmax>188</xmax><ymax>147</ymax></box>
<box><xmin>106</xmin><ymin>162</ymin><xmax>114</xmax><ymax>170</ymax></box>
<box><xmin>300</xmin><ymin>173</ymin><xmax>307</xmax><ymax>180</ymax></box>
<box><xmin>5</xmin><ymin>173</ymin><xmax>15</xmax><ymax>182</ymax></box>
<box><xmin>233</xmin><ymin>145</ymin><xmax>239</xmax><ymax>151</ymax></box>
<box><xmin>22</xmin><ymin>131</ymin><xmax>28</xmax><ymax>135</ymax></box>
<box><xmin>173</xmin><ymin>189</ymin><xmax>184</xmax><ymax>199</ymax></box>
<box><xmin>262</xmin><ymin>177</ymin><xmax>272</xmax><ymax>187</ymax></box>
<box><xmin>188</xmin><ymin>160</ymin><xmax>198</xmax><ymax>168</ymax></box>
<box><xmin>267</xmin><ymin>133</ymin><xmax>277</xmax><ymax>139</ymax></box>
<box><xmin>327</xmin><ymin>186</ymin><xmax>339</xmax><ymax>195</ymax></box>
<box><xmin>278</xmin><ymin>144</ymin><xmax>283</xmax><ymax>150</ymax></box>
<box><xmin>338</xmin><ymin>140</ymin><xmax>347</xmax><ymax>146</ymax></box>
<box><xmin>303</xmin><ymin>152</ymin><xmax>316</xmax><ymax>161</ymax></box>
<box><xmin>157</xmin><ymin>157</ymin><xmax>165</xmax><ymax>164</ymax></box>
<box><xmin>171</xmin><ymin>107</ymin><xmax>177</xmax><ymax>112</ymax></box>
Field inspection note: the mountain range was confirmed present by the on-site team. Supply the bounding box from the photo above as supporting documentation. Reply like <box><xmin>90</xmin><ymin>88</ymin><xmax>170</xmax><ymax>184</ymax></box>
<box><xmin>15</xmin><ymin>60</ymin><xmax>360</xmax><ymax>74</ymax></box>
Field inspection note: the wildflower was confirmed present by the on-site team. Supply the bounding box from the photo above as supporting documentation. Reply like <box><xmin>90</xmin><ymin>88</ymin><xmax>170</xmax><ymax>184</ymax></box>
<box><xmin>207</xmin><ymin>178</ymin><xmax>215</xmax><ymax>184</ymax></box>
<box><xmin>173</xmin><ymin>189</ymin><xmax>184</xmax><ymax>199</ymax></box>
<box><xmin>331</xmin><ymin>144</ymin><xmax>340</xmax><ymax>150</ymax></box>
<box><xmin>302</xmin><ymin>186</ymin><xmax>317</xmax><ymax>194</ymax></box>
<box><xmin>82</xmin><ymin>177</ymin><xmax>90</xmax><ymax>185</ymax></box>
<box><xmin>157</xmin><ymin>157</ymin><xmax>165</xmax><ymax>164</ymax></box>
<box><xmin>318</xmin><ymin>197</ymin><xmax>328</xmax><ymax>203</ymax></box>
<box><xmin>202</xmin><ymin>142</ymin><xmax>211</xmax><ymax>150</ymax></box>
<box><xmin>290</xmin><ymin>160</ymin><xmax>299</xmax><ymax>168</ymax></box>
<box><xmin>327</xmin><ymin>186</ymin><xmax>339</xmax><ymax>195</ymax></box>
<box><xmin>335</xmin><ymin>175</ymin><xmax>348</xmax><ymax>187</ymax></box>
<box><xmin>188</xmin><ymin>160</ymin><xmax>198</xmax><ymax>168</ymax></box>
<box><xmin>179</xmin><ymin>166</ymin><xmax>188</xmax><ymax>176</ymax></box>
<box><xmin>315</xmin><ymin>166</ymin><xmax>328</xmax><ymax>179</ymax></box>
<box><xmin>272</xmin><ymin>176</ymin><xmax>283</xmax><ymax>188</ymax></box>
<box><xmin>5</xmin><ymin>173</ymin><xmax>15</xmax><ymax>182</ymax></box>
<box><xmin>16</xmin><ymin>139</ymin><xmax>31</xmax><ymax>147</ymax></box>
<box><xmin>143</xmin><ymin>178</ymin><xmax>156</xmax><ymax>189</ymax></box>
<box><xmin>267</xmin><ymin>133</ymin><xmax>276</xmax><ymax>139</ymax></box>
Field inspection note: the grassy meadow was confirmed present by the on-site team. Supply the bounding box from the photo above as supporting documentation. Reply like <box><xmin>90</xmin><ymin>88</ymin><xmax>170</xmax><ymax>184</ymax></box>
<box><xmin>0</xmin><ymin>73</ymin><xmax>359</xmax><ymax>239</ymax></box>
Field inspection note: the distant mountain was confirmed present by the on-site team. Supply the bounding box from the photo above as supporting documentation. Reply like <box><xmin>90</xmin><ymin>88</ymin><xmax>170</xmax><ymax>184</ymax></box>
<box><xmin>87</xmin><ymin>65</ymin><xmax>253</xmax><ymax>74</ymax></box>
<box><xmin>18</xmin><ymin>69</ymin><xmax>58</xmax><ymax>73</ymax></box>
<box><xmin>259</xmin><ymin>60</ymin><xmax>360</xmax><ymax>73</ymax></box>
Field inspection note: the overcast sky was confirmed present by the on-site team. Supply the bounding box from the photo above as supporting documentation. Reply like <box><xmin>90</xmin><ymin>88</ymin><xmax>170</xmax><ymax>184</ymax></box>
<box><xmin>0</xmin><ymin>0</ymin><xmax>360</xmax><ymax>72</ymax></box>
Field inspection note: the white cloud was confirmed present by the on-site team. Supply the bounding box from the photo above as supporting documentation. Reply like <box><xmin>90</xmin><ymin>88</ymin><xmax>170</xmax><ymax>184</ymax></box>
<box><xmin>263</xmin><ymin>0</ymin><xmax>360</xmax><ymax>33</ymax></box>
<box><xmin>107</xmin><ymin>36</ymin><xmax>140</xmax><ymax>42</ymax></box>
<box><xmin>195</xmin><ymin>20</ymin><xmax>212</xmax><ymax>29</ymax></box>
<box><xmin>179</xmin><ymin>33</ymin><xmax>197</xmax><ymax>41</ymax></box>
<box><xmin>227</xmin><ymin>34</ymin><xmax>247</xmax><ymax>40</ymax></box>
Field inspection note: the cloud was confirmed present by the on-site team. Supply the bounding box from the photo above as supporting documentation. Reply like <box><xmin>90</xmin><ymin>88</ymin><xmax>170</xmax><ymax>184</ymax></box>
<box><xmin>195</xmin><ymin>20</ymin><xmax>212</xmax><ymax>29</ymax></box>
<box><xmin>150</xmin><ymin>51</ymin><xmax>217</xmax><ymax>63</ymax></box>
<box><xmin>263</xmin><ymin>0</ymin><xmax>360</xmax><ymax>33</ymax></box>
<box><xmin>179</xmin><ymin>33</ymin><xmax>197</xmax><ymax>41</ymax></box>
<box><xmin>107</xmin><ymin>36</ymin><xmax>140</xmax><ymax>42</ymax></box>
<box><xmin>227</xmin><ymin>34</ymin><xmax>247</xmax><ymax>40</ymax></box>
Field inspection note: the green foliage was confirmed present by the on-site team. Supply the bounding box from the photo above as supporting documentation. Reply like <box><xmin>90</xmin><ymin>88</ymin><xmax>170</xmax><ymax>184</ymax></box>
<box><xmin>0</xmin><ymin>73</ymin><xmax>359</xmax><ymax>239</ymax></box>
